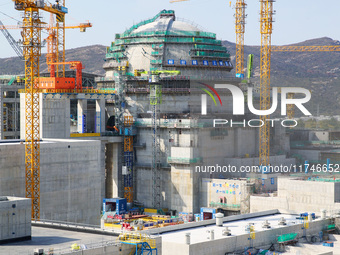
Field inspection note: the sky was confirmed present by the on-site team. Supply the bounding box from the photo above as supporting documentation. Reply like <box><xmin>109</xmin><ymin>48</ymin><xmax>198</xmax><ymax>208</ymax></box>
<box><xmin>0</xmin><ymin>0</ymin><xmax>339</xmax><ymax>58</ymax></box>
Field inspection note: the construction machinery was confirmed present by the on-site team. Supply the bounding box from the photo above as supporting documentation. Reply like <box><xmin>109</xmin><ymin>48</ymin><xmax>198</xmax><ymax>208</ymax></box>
<box><xmin>12</xmin><ymin>0</ymin><xmax>67</xmax><ymax>220</ymax></box>
<box><xmin>235</xmin><ymin>0</ymin><xmax>247</xmax><ymax>78</ymax></box>
<box><xmin>45</xmin><ymin>14</ymin><xmax>91</xmax><ymax>74</ymax></box>
<box><xmin>0</xmin><ymin>17</ymin><xmax>91</xmax><ymax>74</ymax></box>
<box><xmin>0</xmin><ymin>19</ymin><xmax>24</xmax><ymax>59</ymax></box>
<box><xmin>38</xmin><ymin>61</ymin><xmax>84</xmax><ymax>90</ymax></box>
<box><xmin>259</xmin><ymin>0</ymin><xmax>275</xmax><ymax>168</ymax></box>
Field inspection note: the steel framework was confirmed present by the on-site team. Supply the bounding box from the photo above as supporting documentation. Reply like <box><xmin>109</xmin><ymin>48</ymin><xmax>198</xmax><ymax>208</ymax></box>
<box><xmin>23</xmin><ymin>7</ymin><xmax>42</xmax><ymax>220</ymax></box>
<box><xmin>13</xmin><ymin>0</ymin><xmax>67</xmax><ymax>220</ymax></box>
<box><xmin>56</xmin><ymin>0</ymin><xmax>65</xmax><ymax>77</ymax></box>
<box><xmin>235</xmin><ymin>0</ymin><xmax>247</xmax><ymax>78</ymax></box>
<box><xmin>150</xmin><ymin>80</ymin><xmax>162</xmax><ymax>209</ymax></box>
<box><xmin>272</xmin><ymin>45</ymin><xmax>340</xmax><ymax>52</ymax></box>
<box><xmin>259</xmin><ymin>0</ymin><xmax>275</xmax><ymax>167</ymax></box>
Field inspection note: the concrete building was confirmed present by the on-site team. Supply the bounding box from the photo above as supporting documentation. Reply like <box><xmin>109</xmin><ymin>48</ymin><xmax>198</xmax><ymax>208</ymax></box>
<box><xmin>96</xmin><ymin>9</ymin><xmax>294</xmax><ymax>214</ymax></box>
<box><xmin>0</xmin><ymin>75</ymin><xmax>23</xmax><ymax>139</ymax></box>
<box><xmin>0</xmin><ymin>196</ymin><xmax>31</xmax><ymax>244</ymax></box>
<box><xmin>0</xmin><ymin>139</ymin><xmax>105</xmax><ymax>225</ymax></box>
<box><xmin>250</xmin><ymin>177</ymin><xmax>340</xmax><ymax>213</ymax></box>
<box><xmin>141</xmin><ymin>209</ymin><xmax>336</xmax><ymax>255</ymax></box>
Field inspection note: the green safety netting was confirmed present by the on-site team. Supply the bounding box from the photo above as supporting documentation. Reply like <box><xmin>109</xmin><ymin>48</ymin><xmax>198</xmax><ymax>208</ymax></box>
<box><xmin>209</xmin><ymin>202</ymin><xmax>241</xmax><ymax>208</ymax></box>
<box><xmin>191</xmin><ymin>51</ymin><xmax>230</xmax><ymax>58</ymax></box>
<box><xmin>194</xmin><ymin>44</ymin><xmax>227</xmax><ymax>52</ymax></box>
<box><xmin>120</xmin><ymin>30</ymin><xmax>216</xmax><ymax>39</ymax></box>
<box><xmin>328</xmin><ymin>224</ymin><xmax>336</xmax><ymax>230</ymax></box>
<box><xmin>114</xmin><ymin>37</ymin><xmax>222</xmax><ymax>46</ymax></box>
<box><xmin>122</xmin><ymin>10</ymin><xmax>175</xmax><ymax>36</ymax></box>
<box><xmin>167</xmin><ymin>157</ymin><xmax>202</xmax><ymax>164</ymax></box>
<box><xmin>278</xmin><ymin>233</ymin><xmax>297</xmax><ymax>242</ymax></box>
<box><xmin>152</xmin><ymin>44</ymin><xmax>164</xmax><ymax>49</ymax></box>
<box><xmin>106</xmin><ymin>52</ymin><xmax>126</xmax><ymax>59</ymax></box>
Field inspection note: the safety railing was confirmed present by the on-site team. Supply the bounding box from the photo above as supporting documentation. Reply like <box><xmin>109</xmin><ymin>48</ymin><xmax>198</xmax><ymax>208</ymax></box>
<box><xmin>19</xmin><ymin>88</ymin><xmax>116</xmax><ymax>94</ymax></box>
<box><xmin>167</xmin><ymin>157</ymin><xmax>202</xmax><ymax>164</ymax></box>
<box><xmin>209</xmin><ymin>202</ymin><xmax>241</xmax><ymax>209</ymax></box>
<box><xmin>119</xmin><ymin>232</ymin><xmax>156</xmax><ymax>249</ymax></box>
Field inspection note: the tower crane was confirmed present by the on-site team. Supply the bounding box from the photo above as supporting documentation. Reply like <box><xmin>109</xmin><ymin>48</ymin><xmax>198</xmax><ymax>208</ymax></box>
<box><xmin>12</xmin><ymin>0</ymin><xmax>67</xmax><ymax>220</ymax></box>
<box><xmin>259</xmin><ymin>0</ymin><xmax>275</xmax><ymax>168</ymax></box>
<box><xmin>0</xmin><ymin>19</ymin><xmax>24</xmax><ymax>59</ymax></box>
<box><xmin>235</xmin><ymin>0</ymin><xmax>247</xmax><ymax>78</ymax></box>
<box><xmin>45</xmin><ymin>13</ymin><xmax>91</xmax><ymax>75</ymax></box>
<box><xmin>272</xmin><ymin>45</ymin><xmax>340</xmax><ymax>119</ymax></box>
<box><xmin>0</xmin><ymin>18</ymin><xmax>91</xmax><ymax>75</ymax></box>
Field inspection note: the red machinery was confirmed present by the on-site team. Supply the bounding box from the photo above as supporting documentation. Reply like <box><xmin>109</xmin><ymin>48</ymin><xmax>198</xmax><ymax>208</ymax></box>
<box><xmin>38</xmin><ymin>61</ymin><xmax>84</xmax><ymax>90</ymax></box>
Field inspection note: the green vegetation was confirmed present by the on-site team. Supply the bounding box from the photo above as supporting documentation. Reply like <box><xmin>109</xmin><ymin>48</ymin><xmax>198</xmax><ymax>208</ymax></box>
<box><xmin>297</xmin><ymin>118</ymin><xmax>340</xmax><ymax>130</ymax></box>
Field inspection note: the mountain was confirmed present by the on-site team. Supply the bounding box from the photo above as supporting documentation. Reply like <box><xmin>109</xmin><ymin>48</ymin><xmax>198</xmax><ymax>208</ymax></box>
<box><xmin>0</xmin><ymin>44</ymin><xmax>107</xmax><ymax>76</ymax></box>
<box><xmin>0</xmin><ymin>38</ymin><xmax>339</xmax><ymax>115</ymax></box>
<box><xmin>223</xmin><ymin>37</ymin><xmax>340</xmax><ymax>116</ymax></box>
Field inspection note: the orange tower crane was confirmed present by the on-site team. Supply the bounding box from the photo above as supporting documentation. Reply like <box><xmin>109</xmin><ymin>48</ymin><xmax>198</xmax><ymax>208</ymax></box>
<box><xmin>12</xmin><ymin>0</ymin><xmax>67</xmax><ymax>220</ymax></box>
<box><xmin>46</xmin><ymin>13</ymin><xmax>91</xmax><ymax>74</ymax></box>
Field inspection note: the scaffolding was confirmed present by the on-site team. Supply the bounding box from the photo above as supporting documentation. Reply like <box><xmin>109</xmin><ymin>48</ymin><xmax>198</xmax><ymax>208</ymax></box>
<box><xmin>150</xmin><ymin>76</ymin><xmax>162</xmax><ymax>209</ymax></box>
<box><xmin>119</xmin><ymin>232</ymin><xmax>157</xmax><ymax>255</ymax></box>
<box><xmin>115</xmin><ymin>70</ymin><xmax>135</xmax><ymax>203</ymax></box>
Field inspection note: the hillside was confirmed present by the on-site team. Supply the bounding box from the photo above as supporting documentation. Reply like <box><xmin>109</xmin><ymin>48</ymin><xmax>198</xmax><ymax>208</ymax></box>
<box><xmin>0</xmin><ymin>44</ymin><xmax>106</xmax><ymax>76</ymax></box>
<box><xmin>223</xmin><ymin>37</ymin><xmax>340</xmax><ymax>116</ymax></box>
<box><xmin>0</xmin><ymin>38</ymin><xmax>339</xmax><ymax>115</ymax></box>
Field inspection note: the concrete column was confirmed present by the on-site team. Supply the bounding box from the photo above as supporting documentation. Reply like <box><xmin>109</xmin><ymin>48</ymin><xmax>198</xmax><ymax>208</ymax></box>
<box><xmin>64</xmin><ymin>99</ymin><xmax>71</xmax><ymax>138</ymax></box>
<box><xmin>105</xmin><ymin>143</ymin><xmax>121</xmax><ymax>198</ymax></box>
<box><xmin>77</xmin><ymin>99</ymin><xmax>87</xmax><ymax>133</ymax></box>
<box><xmin>95</xmin><ymin>99</ymin><xmax>105</xmax><ymax>133</ymax></box>
<box><xmin>0</xmin><ymin>87</ymin><xmax>3</xmax><ymax>139</ymax></box>
<box><xmin>234</xmin><ymin>128</ymin><xmax>239</xmax><ymax>157</ymax></box>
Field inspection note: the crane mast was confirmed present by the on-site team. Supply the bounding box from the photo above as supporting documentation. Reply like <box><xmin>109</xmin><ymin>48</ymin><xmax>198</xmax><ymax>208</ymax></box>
<box><xmin>22</xmin><ymin>6</ymin><xmax>42</xmax><ymax>220</ymax></box>
<box><xmin>235</xmin><ymin>0</ymin><xmax>246</xmax><ymax>78</ymax></box>
<box><xmin>13</xmin><ymin>0</ymin><xmax>67</xmax><ymax>220</ymax></box>
<box><xmin>55</xmin><ymin>0</ymin><xmax>65</xmax><ymax>77</ymax></box>
<box><xmin>259</xmin><ymin>0</ymin><xmax>275</xmax><ymax>168</ymax></box>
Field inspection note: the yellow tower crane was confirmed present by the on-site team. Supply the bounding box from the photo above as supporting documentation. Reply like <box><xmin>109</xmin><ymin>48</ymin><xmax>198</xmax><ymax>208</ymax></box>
<box><xmin>12</xmin><ymin>0</ymin><xmax>67</xmax><ymax>220</ymax></box>
<box><xmin>272</xmin><ymin>45</ymin><xmax>340</xmax><ymax>119</ymax></box>
<box><xmin>235</xmin><ymin>0</ymin><xmax>247</xmax><ymax>78</ymax></box>
<box><xmin>0</xmin><ymin>18</ymin><xmax>91</xmax><ymax>75</ymax></box>
<box><xmin>259</xmin><ymin>0</ymin><xmax>275</xmax><ymax>168</ymax></box>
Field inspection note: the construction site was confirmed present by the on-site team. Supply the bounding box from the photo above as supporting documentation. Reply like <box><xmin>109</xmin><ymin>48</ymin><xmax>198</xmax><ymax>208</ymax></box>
<box><xmin>0</xmin><ymin>0</ymin><xmax>340</xmax><ymax>254</ymax></box>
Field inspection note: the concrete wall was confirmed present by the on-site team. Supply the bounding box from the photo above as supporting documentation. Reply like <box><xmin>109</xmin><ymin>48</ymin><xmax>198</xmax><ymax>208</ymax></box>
<box><xmin>200</xmin><ymin>178</ymin><xmax>250</xmax><ymax>210</ymax></box>
<box><xmin>105</xmin><ymin>143</ymin><xmax>121</xmax><ymax>198</ymax></box>
<box><xmin>250</xmin><ymin>178</ymin><xmax>340</xmax><ymax>213</ymax></box>
<box><xmin>183</xmin><ymin>219</ymin><xmax>329</xmax><ymax>255</ymax></box>
<box><xmin>291</xmin><ymin>149</ymin><xmax>321</xmax><ymax>161</ymax></box>
<box><xmin>136</xmin><ymin>168</ymin><xmax>171</xmax><ymax>209</ymax></box>
<box><xmin>62</xmin><ymin>237</ymin><xmax>162</xmax><ymax>255</ymax></box>
<box><xmin>0</xmin><ymin>139</ymin><xmax>103</xmax><ymax>225</ymax></box>
<box><xmin>312</xmin><ymin>131</ymin><xmax>330</xmax><ymax>141</ymax></box>
<box><xmin>334</xmin><ymin>183</ymin><xmax>340</xmax><ymax>203</ymax></box>
<box><xmin>170</xmin><ymin>166</ymin><xmax>199</xmax><ymax>213</ymax></box>
<box><xmin>159</xmin><ymin>211</ymin><xmax>331</xmax><ymax>255</ymax></box>
<box><xmin>20</xmin><ymin>95</ymin><xmax>70</xmax><ymax>139</ymax></box>
<box><xmin>0</xmin><ymin>196</ymin><xmax>31</xmax><ymax>243</ymax></box>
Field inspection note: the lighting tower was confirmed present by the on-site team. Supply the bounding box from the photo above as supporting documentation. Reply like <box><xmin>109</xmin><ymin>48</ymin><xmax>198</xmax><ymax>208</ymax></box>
<box><xmin>12</xmin><ymin>0</ymin><xmax>67</xmax><ymax>220</ymax></box>
<box><xmin>259</xmin><ymin>0</ymin><xmax>275</xmax><ymax>168</ymax></box>
<box><xmin>235</xmin><ymin>0</ymin><xmax>247</xmax><ymax>78</ymax></box>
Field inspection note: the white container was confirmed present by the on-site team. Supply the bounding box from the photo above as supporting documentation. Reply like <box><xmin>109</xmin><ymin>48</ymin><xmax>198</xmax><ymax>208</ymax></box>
<box><xmin>216</xmin><ymin>213</ymin><xmax>224</xmax><ymax>226</ymax></box>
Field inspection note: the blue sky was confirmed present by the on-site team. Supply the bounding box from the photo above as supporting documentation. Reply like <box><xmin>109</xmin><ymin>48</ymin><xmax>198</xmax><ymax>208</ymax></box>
<box><xmin>0</xmin><ymin>0</ymin><xmax>339</xmax><ymax>58</ymax></box>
